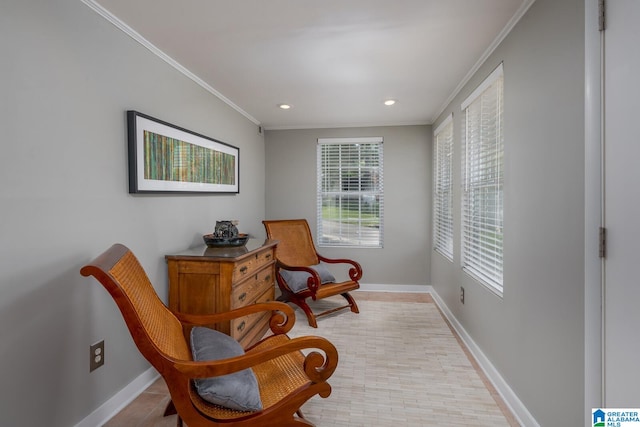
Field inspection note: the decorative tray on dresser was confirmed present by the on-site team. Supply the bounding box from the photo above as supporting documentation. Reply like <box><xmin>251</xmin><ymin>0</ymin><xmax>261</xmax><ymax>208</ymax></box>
<box><xmin>165</xmin><ymin>239</ymin><xmax>277</xmax><ymax>349</ymax></box>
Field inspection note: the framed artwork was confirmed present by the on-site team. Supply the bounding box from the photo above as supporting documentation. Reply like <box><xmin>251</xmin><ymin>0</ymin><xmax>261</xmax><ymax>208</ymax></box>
<box><xmin>127</xmin><ymin>111</ymin><xmax>239</xmax><ymax>193</ymax></box>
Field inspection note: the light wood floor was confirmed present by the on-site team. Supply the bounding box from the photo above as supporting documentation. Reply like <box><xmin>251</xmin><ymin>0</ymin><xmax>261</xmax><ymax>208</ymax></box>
<box><xmin>104</xmin><ymin>291</ymin><xmax>519</xmax><ymax>426</ymax></box>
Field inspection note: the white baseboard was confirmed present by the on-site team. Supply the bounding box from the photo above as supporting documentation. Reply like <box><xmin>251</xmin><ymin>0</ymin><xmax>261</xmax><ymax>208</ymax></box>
<box><xmin>358</xmin><ymin>283</ymin><xmax>433</xmax><ymax>293</ymax></box>
<box><xmin>429</xmin><ymin>291</ymin><xmax>539</xmax><ymax>427</ymax></box>
<box><xmin>76</xmin><ymin>287</ymin><xmax>537</xmax><ymax>427</ymax></box>
<box><xmin>74</xmin><ymin>367</ymin><xmax>159</xmax><ymax>427</ymax></box>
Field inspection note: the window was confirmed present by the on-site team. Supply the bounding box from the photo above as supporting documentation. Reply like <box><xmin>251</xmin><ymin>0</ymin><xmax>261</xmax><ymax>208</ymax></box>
<box><xmin>433</xmin><ymin>114</ymin><xmax>454</xmax><ymax>260</ymax></box>
<box><xmin>317</xmin><ymin>137</ymin><xmax>383</xmax><ymax>247</ymax></box>
<box><xmin>461</xmin><ymin>63</ymin><xmax>504</xmax><ymax>294</ymax></box>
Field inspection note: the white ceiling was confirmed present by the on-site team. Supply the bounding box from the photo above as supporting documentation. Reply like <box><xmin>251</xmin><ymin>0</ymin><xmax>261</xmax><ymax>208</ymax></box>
<box><xmin>89</xmin><ymin>0</ymin><xmax>531</xmax><ymax>130</ymax></box>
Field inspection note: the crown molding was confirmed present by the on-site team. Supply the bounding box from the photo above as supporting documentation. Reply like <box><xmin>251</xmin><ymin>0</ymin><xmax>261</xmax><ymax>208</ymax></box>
<box><xmin>431</xmin><ymin>0</ymin><xmax>537</xmax><ymax>124</ymax></box>
<box><xmin>81</xmin><ymin>0</ymin><xmax>261</xmax><ymax>126</ymax></box>
<box><xmin>263</xmin><ymin>119</ymin><xmax>430</xmax><ymax>131</ymax></box>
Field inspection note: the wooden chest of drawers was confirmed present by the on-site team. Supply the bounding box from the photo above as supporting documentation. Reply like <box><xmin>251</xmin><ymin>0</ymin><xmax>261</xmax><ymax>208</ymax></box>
<box><xmin>166</xmin><ymin>239</ymin><xmax>277</xmax><ymax>349</ymax></box>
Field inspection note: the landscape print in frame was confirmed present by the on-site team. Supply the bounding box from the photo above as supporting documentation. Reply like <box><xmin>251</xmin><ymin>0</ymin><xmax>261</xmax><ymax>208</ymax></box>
<box><xmin>127</xmin><ymin>110</ymin><xmax>239</xmax><ymax>193</ymax></box>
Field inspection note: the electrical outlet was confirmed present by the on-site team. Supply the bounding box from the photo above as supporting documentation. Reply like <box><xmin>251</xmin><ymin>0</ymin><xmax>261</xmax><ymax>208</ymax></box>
<box><xmin>90</xmin><ymin>340</ymin><xmax>105</xmax><ymax>372</ymax></box>
<box><xmin>460</xmin><ymin>287</ymin><xmax>465</xmax><ymax>304</ymax></box>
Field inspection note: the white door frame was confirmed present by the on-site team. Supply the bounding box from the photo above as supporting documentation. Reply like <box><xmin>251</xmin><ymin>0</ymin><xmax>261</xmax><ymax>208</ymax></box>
<box><xmin>584</xmin><ymin>0</ymin><xmax>604</xmax><ymax>423</ymax></box>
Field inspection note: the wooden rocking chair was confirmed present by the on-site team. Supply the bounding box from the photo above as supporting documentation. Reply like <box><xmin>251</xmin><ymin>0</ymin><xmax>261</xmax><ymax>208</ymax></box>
<box><xmin>80</xmin><ymin>243</ymin><xmax>338</xmax><ymax>427</ymax></box>
<box><xmin>263</xmin><ymin>219</ymin><xmax>362</xmax><ymax>328</ymax></box>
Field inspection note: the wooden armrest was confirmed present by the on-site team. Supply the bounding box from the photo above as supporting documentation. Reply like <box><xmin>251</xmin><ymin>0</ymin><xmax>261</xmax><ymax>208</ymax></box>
<box><xmin>275</xmin><ymin>261</ymin><xmax>322</xmax><ymax>293</ymax></box>
<box><xmin>174</xmin><ymin>302</ymin><xmax>296</xmax><ymax>335</ymax></box>
<box><xmin>173</xmin><ymin>335</ymin><xmax>338</xmax><ymax>383</ymax></box>
<box><xmin>276</xmin><ymin>262</ymin><xmax>317</xmax><ymax>274</ymax></box>
<box><xmin>317</xmin><ymin>254</ymin><xmax>363</xmax><ymax>281</ymax></box>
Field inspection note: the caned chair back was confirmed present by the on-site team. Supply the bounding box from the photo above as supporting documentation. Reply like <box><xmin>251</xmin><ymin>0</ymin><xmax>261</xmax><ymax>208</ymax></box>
<box><xmin>263</xmin><ymin>219</ymin><xmax>319</xmax><ymax>267</ymax></box>
<box><xmin>81</xmin><ymin>244</ymin><xmax>191</xmax><ymax>364</ymax></box>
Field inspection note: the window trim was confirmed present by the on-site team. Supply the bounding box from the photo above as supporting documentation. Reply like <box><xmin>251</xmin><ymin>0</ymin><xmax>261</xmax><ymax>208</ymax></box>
<box><xmin>461</xmin><ymin>63</ymin><xmax>505</xmax><ymax>110</ymax></box>
<box><xmin>433</xmin><ymin>113</ymin><xmax>454</xmax><ymax>261</ymax></box>
<box><xmin>317</xmin><ymin>137</ymin><xmax>384</xmax><ymax>248</ymax></box>
<box><xmin>460</xmin><ymin>63</ymin><xmax>504</xmax><ymax>296</ymax></box>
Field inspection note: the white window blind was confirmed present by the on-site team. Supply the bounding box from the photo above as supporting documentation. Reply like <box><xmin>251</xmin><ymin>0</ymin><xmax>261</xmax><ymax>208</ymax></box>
<box><xmin>317</xmin><ymin>137</ymin><xmax>383</xmax><ymax>248</ymax></box>
<box><xmin>433</xmin><ymin>114</ymin><xmax>454</xmax><ymax>260</ymax></box>
<box><xmin>461</xmin><ymin>64</ymin><xmax>504</xmax><ymax>294</ymax></box>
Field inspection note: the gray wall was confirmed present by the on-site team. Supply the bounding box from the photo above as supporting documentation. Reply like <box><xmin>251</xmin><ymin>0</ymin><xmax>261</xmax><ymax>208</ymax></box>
<box><xmin>0</xmin><ymin>0</ymin><xmax>588</xmax><ymax>425</ymax></box>
<box><xmin>430</xmin><ymin>0</ymin><xmax>585</xmax><ymax>425</ymax></box>
<box><xmin>0</xmin><ymin>1</ymin><xmax>266</xmax><ymax>426</ymax></box>
<box><xmin>265</xmin><ymin>126</ymin><xmax>431</xmax><ymax>287</ymax></box>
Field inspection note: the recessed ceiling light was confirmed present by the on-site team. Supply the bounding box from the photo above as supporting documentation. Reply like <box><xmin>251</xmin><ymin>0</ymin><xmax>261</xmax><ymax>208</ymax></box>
<box><xmin>384</xmin><ymin>99</ymin><xmax>396</xmax><ymax>106</ymax></box>
<box><xmin>278</xmin><ymin>104</ymin><xmax>291</xmax><ymax>110</ymax></box>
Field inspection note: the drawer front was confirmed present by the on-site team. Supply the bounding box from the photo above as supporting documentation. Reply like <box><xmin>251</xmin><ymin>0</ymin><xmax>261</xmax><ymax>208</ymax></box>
<box><xmin>232</xmin><ymin>248</ymin><xmax>274</xmax><ymax>282</ymax></box>
<box><xmin>231</xmin><ymin>287</ymin><xmax>274</xmax><ymax>342</ymax></box>
<box><xmin>175</xmin><ymin>260</ymin><xmax>220</xmax><ymax>275</ymax></box>
<box><xmin>238</xmin><ymin>312</ymin><xmax>271</xmax><ymax>349</ymax></box>
<box><xmin>231</xmin><ymin>265</ymin><xmax>274</xmax><ymax>309</ymax></box>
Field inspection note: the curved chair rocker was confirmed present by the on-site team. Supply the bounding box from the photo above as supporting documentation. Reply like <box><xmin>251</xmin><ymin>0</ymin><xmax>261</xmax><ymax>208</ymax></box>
<box><xmin>263</xmin><ymin>219</ymin><xmax>362</xmax><ymax>328</ymax></box>
<box><xmin>80</xmin><ymin>243</ymin><xmax>338</xmax><ymax>427</ymax></box>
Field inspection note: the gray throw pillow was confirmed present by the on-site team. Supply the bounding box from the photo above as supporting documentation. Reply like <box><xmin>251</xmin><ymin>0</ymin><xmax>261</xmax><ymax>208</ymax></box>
<box><xmin>279</xmin><ymin>263</ymin><xmax>336</xmax><ymax>293</ymax></box>
<box><xmin>190</xmin><ymin>327</ymin><xmax>262</xmax><ymax>411</ymax></box>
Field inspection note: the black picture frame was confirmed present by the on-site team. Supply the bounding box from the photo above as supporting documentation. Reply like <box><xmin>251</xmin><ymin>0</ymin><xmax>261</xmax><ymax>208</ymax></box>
<box><xmin>127</xmin><ymin>111</ymin><xmax>239</xmax><ymax>194</ymax></box>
